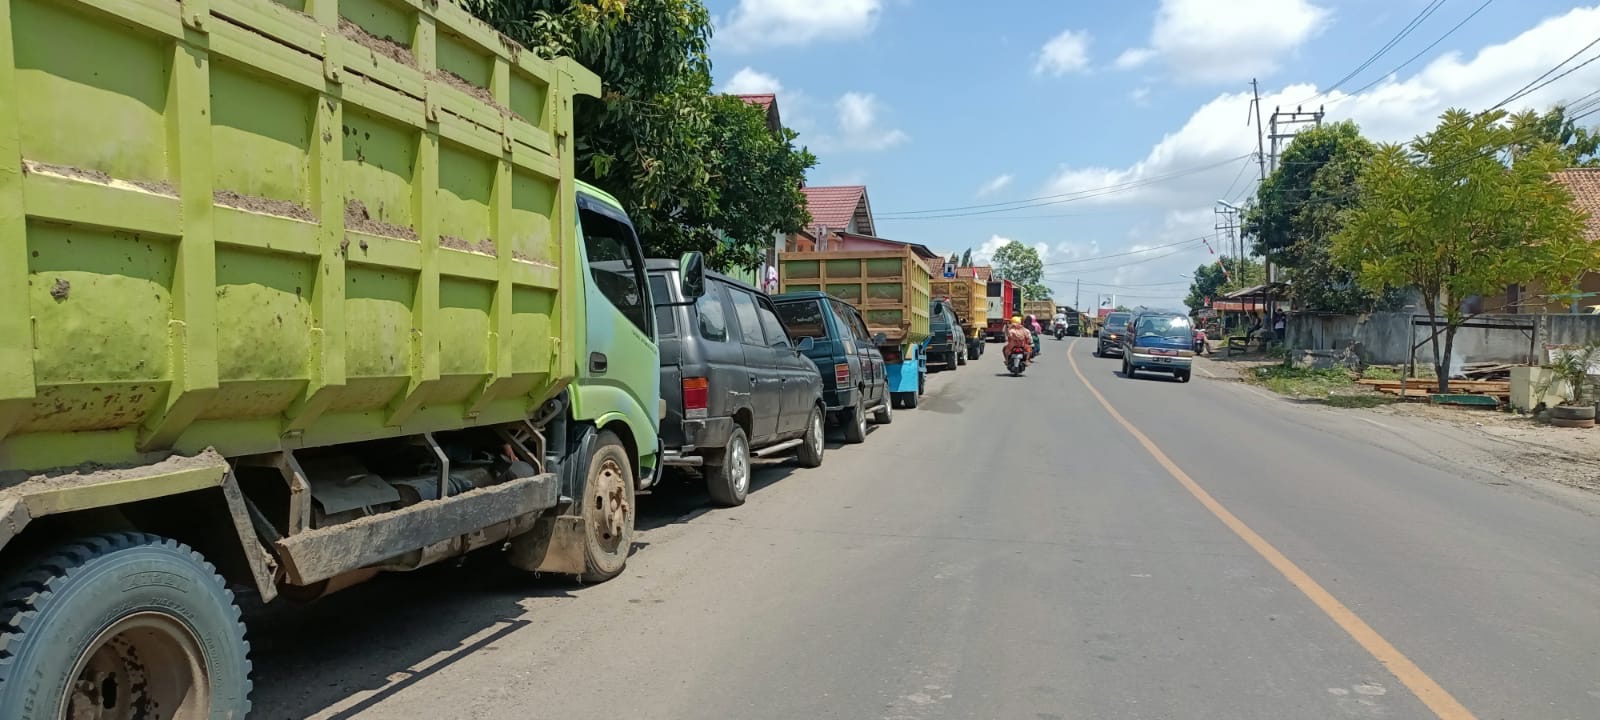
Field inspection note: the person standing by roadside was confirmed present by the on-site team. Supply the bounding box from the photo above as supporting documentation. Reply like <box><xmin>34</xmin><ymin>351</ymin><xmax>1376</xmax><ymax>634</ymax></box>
<box><xmin>1272</xmin><ymin>310</ymin><xmax>1286</xmax><ymax>345</ymax></box>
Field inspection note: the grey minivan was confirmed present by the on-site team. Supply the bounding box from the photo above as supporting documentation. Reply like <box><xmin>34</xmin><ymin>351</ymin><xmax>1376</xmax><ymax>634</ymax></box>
<box><xmin>649</xmin><ymin>260</ymin><xmax>826</xmax><ymax>507</ymax></box>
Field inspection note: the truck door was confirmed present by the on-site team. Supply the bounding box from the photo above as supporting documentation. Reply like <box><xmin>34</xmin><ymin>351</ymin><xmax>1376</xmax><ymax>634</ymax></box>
<box><xmin>575</xmin><ymin>196</ymin><xmax>659</xmax><ymax>461</ymax></box>
<box><xmin>725</xmin><ymin>287</ymin><xmax>781</xmax><ymax>443</ymax></box>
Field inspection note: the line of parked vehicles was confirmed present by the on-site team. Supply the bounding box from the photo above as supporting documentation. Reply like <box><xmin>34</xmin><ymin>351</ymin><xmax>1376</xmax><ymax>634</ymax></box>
<box><xmin>651</xmin><ymin>251</ymin><xmax>996</xmax><ymax>507</ymax></box>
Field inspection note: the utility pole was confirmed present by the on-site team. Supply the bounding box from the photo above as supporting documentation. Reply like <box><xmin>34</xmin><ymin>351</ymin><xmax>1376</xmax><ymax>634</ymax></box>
<box><xmin>1074</xmin><ymin>279</ymin><xmax>1081</xmax><ymax>314</ymax></box>
<box><xmin>1250</xmin><ymin>79</ymin><xmax>1267</xmax><ymax>184</ymax></box>
<box><xmin>1214</xmin><ymin>201</ymin><xmax>1241</xmax><ymax>280</ymax></box>
<box><xmin>1262</xmin><ymin>104</ymin><xmax>1324</xmax><ymax>321</ymax></box>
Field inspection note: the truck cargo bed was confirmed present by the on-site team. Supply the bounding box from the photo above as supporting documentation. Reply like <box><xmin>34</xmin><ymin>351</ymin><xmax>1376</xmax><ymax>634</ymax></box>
<box><xmin>0</xmin><ymin>0</ymin><xmax>598</xmax><ymax>471</ymax></box>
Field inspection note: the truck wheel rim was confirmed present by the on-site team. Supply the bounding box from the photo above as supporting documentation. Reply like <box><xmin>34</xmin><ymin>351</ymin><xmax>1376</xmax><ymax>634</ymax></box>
<box><xmin>731</xmin><ymin>435</ymin><xmax>750</xmax><ymax>495</ymax></box>
<box><xmin>64</xmin><ymin>611</ymin><xmax>210</xmax><ymax>720</ymax></box>
<box><xmin>593</xmin><ymin>459</ymin><xmax>630</xmax><ymax>551</ymax></box>
<box><xmin>808</xmin><ymin>412</ymin><xmax>823</xmax><ymax>457</ymax></box>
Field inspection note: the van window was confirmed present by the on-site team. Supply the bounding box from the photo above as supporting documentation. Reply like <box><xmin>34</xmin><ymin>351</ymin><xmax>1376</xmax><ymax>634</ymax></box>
<box><xmin>756</xmin><ymin>299</ymin><xmax>791</xmax><ymax>349</ymax></box>
<box><xmin>648</xmin><ymin>274</ymin><xmax>675</xmax><ymax>336</ymax></box>
<box><xmin>697</xmin><ymin>284</ymin><xmax>729</xmax><ymax>342</ymax></box>
<box><xmin>775</xmin><ymin>300</ymin><xmax>826</xmax><ymax>340</ymax></box>
<box><xmin>829</xmin><ymin>301</ymin><xmax>863</xmax><ymax>343</ymax></box>
<box><xmin>726</xmin><ymin>288</ymin><xmax>766</xmax><ymax>346</ymax></box>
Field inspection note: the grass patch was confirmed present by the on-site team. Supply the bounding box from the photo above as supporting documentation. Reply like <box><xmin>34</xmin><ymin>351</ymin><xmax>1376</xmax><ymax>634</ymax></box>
<box><xmin>1325</xmin><ymin>394</ymin><xmax>1398</xmax><ymax>409</ymax></box>
<box><xmin>1249</xmin><ymin>365</ymin><xmax>1398</xmax><ymax>407</ymax></box>
<box><xmin>1361</xmin><ymin>365</ymin><xmax>1402</xmax><ymax>381</ymax></box>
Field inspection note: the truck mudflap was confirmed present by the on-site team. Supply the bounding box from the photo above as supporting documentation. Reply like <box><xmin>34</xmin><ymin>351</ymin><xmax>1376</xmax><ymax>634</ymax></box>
<box><xmin>274</xmin><ymin>472</ymin><xmax>560</xmax><ymax>586</ymax></box>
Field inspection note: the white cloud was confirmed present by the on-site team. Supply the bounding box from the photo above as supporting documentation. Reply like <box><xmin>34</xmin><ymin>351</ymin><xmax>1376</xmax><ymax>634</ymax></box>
<box><xmin>721</xmin><ymin>67</ymin><xmax>783</xmax><ymax>95</ymax></box>
<box><xmin>717</xmin><ymin>0</ymin><xmax>881</xmax><ymax>51</ymax></box>
<box><xmin>1115</xmin><ymin>48</ymin><xmax>1155</xmax><ymax>70</ymax></box>
<box><xmin>976</xmin><ymin>174</ymin><xmax>1014</xmax><ymax>197</ymax></box>
<box><xmin>1035</xmin><ymin>29</ymin><xmax>1093</xmax><ymax>76</ymax></box>
<box><xmin>1130</xmin><ymin>86</ymin><xmax>1152</xmax><ymax>106</ymax></box>
<box><xmin>1032</xmin><ymin>5</ymin><xmax>1600</xmax><ymax>309</ymax></box>
<box><xmin>1119</xmin><ymin>0</ymin><xmax>1330</xmax><ymax>83</ymax></box>
<box><xmin>815</xmin><ymin>92</ymin><xmax>908</xmax><ymax>152</ymax></box>
<box><xmin>972</xmin><ymin>235</ymin><xmax>1015</xmax><ymax>266</ymax></box>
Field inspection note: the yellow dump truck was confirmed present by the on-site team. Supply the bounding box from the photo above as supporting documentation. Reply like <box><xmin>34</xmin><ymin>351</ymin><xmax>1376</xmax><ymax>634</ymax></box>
<box><xmin>0</xmin><ymin>2</ymin><xmax>701</xmax><ymax>715</ymax></box>
<box><xmin>930</xmin><ymin>276</ymin><xmax>987</xmax><ymax>361</ymax></box>
<box><xmin>777</xmin><ymin>248</ymin><xmax>932</xmax><ymax>408</ymax></box>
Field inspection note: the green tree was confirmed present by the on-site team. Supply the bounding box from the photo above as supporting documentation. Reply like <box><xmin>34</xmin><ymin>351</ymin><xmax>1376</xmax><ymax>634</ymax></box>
<box><xmin>1509</xmin><ymin>105</ymin><xmax>1600</xmax><ymax>167</ymax></box>
<box><xmin>1244</xmin><ymin>121</ymin><xmax>1396</xmax><ymax>312</ymax></box>
<box><xmin>958</xmin><ymin>248</ymin><xmax>973</xmax><ymax>267</ymax></box>
<box><xmin>699</xmin><ymin>95</ymin><xmax>816</xmax><ymax>271</ymax></box>
<box><xmin>1184</xmin><ymin>257</ymin><xmax>1265</xmax><ymax>311</ymax></box>
<box><xmin>1333</xmin><ymin>109</ymin><xmax>1596</xmax><ymax>391</ymax></box>
<box><xmin>465</xmin><ymin>0</ymin><xmax>813</xmax><ymax>268</ymax></box>
<box><xmin>992</xmin><ymin>241</ymin><xmax>1043</xmax><ymax>284</ymax></box>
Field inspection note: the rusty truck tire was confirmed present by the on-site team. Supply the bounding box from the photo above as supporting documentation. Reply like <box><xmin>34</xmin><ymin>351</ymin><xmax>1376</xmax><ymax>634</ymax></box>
<box><xmin>581</xmin><ymin>431</ymin><xmax>637</xmax><ymax>582</ymax></box>
<box><xmin>0</xmin><ymin>532</ymin><xmax>251</xmax><ymax>720</ymax></box>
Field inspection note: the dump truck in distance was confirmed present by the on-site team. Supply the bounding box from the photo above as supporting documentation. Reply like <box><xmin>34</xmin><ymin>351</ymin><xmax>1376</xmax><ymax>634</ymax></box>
<box><xmin>0</xmin><ymin>2</ymin><xmax>699</xmax><ymax>716</ymax></box>
<box><xmin>985</xmin><ymin>279</ymin><xmax>1020</xmax><ymax>341</ymax></box>
<box><xmin>930</xmin><ymin>274</ymin><xmax>987</xmax><ymax>360</ymax></box>
<box><xmin>778</xmin><ymin>248</ymin><xmax>932</xmax><ymax>408</ymax></box>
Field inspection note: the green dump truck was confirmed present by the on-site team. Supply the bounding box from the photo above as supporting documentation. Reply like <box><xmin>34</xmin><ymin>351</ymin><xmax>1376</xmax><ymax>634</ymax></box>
<box><xmin>0</xmin><ymin>2</ymin><xmax>696</xmax><ymax>716</ymax></box>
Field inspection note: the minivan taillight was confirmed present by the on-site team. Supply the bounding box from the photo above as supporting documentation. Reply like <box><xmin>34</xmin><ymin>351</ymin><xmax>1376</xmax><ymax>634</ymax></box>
<box><xmin>682</xmin><ymin>377</ymin><xmax>709</xmax><ymax>419</ymax></box>
<box><xmin>834</xmin><ymin>363</ymin><xmax>850</xmax><ymax>384</ymax></box>
<box><xmin>882</xmin><ymin>349</ymin><xmax>902</xmax><ymax>363</ymax></box>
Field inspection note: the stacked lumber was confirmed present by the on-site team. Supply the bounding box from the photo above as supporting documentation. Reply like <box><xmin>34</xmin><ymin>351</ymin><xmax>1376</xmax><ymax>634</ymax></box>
<box><xmin>1459</xmin><ymin>362</ymin><xmax>1519</xmax><ymax>380</ymax></box>
<box><xmin>1357</xmin><ymin>378</ymin><xmax>1511</xmax><ymax>400</ymax></box>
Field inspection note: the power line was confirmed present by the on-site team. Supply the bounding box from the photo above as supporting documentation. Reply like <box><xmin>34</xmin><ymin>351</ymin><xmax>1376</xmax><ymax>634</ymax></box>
<box><xmin>1219</xmin><ymin>155</ymin><xmax>1255</xmax><ymax>203</ymax></box>
<box><xmin>1304</xmin><ymin>0</ymin><xmax>1449</xmax><ymax>103</ymax></box>
<box><xmin>1489</xmin><ymin>35</ymin><xmax>1600</xmax><ymax>111</ymax></box>
<box><xmin>1040</xmin><ymin>236</ymin><xmax>1205</xmax><ymax>266</ymax></box>
<box><xmin>875</xmin><ymin>154</ymin><xmax>1253</xmax><ymax>218</ymax></box>
<box><xmin>1331</xmin><ymin>0</ymin><xmax>1496</xmax><ymax>102</ymax></box>
<box><xmin>1042</xmin><ymin>243</ymin><xmax>1207</xmax><ymax>275</ymax></box>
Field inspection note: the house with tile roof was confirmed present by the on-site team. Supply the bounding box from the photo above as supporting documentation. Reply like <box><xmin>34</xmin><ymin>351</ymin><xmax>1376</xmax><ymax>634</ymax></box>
<box><xmin>1479</xmin><ymin>168</ymin><xmax>1600</xmax><ymax>313</ymax></box>
<box><xmin>793</xmin><ymin>186</ymin><xmax>876</xmax><ymax>251</ymax></box>
<box><xmin>737</xmin><ymin>94</ymin><xmax>782</xmax><ymax>135</ymax></box>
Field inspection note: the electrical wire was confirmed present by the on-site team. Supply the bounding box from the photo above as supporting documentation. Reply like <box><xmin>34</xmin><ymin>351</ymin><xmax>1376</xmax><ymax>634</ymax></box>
<box><xmin>875</xmin><ymin>154</ymin><xmax>1253</xmax><ymax>218</ymax></box>
<box><xmin>1330</xmin><ymin>0</ymin><xmax>1496</xmax><ymax>103</ymax></box>
<box><xmin>1303</xmin><ymin>0</ymin><xmax>1450</xmax><ymax>103</ymax></box>
<box><xmin>1040</xmin><ymin>236</ymin><xmax>1206</xmax><ymax>266</ymax></box>
<box><xmin>1489</xmin><ymin>35</ymin><xmax>1600</xmax><ymax>111</ymax></box>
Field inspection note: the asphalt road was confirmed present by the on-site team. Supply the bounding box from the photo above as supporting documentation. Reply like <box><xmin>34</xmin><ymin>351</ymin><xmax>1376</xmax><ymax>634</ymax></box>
<box><xmin>245</xmin><ymin>338</ymin><xmax>1600</xmax><ymax>720</ymax></box>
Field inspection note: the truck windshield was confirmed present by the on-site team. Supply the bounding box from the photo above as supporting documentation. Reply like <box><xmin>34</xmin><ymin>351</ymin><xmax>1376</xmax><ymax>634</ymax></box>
<box><xmin>774</xmin><ymin>300</ymin><xmax>827</xmax><ymax>341</ymax></box>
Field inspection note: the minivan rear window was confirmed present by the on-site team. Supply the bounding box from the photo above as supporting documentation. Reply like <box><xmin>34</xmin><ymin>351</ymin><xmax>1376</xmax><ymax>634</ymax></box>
<box><xmin>775</xmin><ymin>300</ymin><xmax>827</xmax><ymax>340</ymax></box>
<box><xmin>648</xmin><ymin>274</ymin><xmax>675</xmax><ymax>336</ymax></box>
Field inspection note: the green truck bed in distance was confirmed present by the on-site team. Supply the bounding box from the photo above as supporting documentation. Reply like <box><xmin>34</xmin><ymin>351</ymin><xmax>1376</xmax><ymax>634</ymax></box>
<box><xmin>0</xmin><ymin>0</ymin><xmax>600</xmax><ymax>472</ymax></box>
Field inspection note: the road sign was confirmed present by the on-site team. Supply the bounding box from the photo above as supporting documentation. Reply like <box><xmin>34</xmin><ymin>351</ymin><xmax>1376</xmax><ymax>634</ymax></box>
<box><xmin>942</xmin><ymin>262</ymin><xmax>956</xmax><ymax>279</ymax></box>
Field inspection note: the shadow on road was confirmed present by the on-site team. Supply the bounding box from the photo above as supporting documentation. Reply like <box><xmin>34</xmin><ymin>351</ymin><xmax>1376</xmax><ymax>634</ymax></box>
<box><xmin>245</xmin><ymin>453</ymin><xmax>809</xmax><ymax>717</ymax></box>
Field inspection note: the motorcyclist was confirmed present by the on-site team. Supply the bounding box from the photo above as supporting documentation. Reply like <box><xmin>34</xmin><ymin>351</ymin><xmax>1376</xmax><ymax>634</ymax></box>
<box><xmin>1053</xmin><ymin>310</ymin><xmax>1068</xmax><ymax>338</ymax></box>
<box><xmin>1025</xmin><ymin>314</ymin><xmax>1042</xmax><ymax>357</ymax></box>
<box><xmin>1003</xmin><ymin>316</ymin><xmax>1033</xmax><ymax>366</ymax></box>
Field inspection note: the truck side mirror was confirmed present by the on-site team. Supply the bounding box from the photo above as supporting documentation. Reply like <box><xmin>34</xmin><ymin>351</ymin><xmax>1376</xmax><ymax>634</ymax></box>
<box><xmin>678</xmin><ymin>251</ymin><xmax>706</xmax><ymax>299</ymax></box>
<box><xmin>797</xmin><ymin>336</ymin><xmax>816</xmax><ymax>352</ymax></box>
<box><xmin>872</xmin><ymin>332</ymin><xmax>888</xmax><ymax>345</ymax></box>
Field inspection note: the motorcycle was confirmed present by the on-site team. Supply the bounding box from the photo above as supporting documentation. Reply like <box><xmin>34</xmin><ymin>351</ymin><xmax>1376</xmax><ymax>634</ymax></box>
<box><xmin>1006</xmin><ymin>348</ymin><xmax>1028</xmax><ymax>376</ymax></box>
<box><xmin>1054</xmin><ymin>324</ymin><xmax>1066</xmax><ymax>340</ymax></box>
<box><xmin>1193</xmin><ymin>328</ymin><xmax>1208</xmax><ymax>355</ymax></box>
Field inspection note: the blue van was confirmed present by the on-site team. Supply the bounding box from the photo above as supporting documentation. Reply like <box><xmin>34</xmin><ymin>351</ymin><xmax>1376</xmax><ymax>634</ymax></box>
<box><xmin>771</xmin><ymin>292</ymin><xmax>893</xmax><ymax>443</ymax></box>
<box><xmin>1119</xmin><ymin>312</ymin><xmax>1196</xmax><ymax>382</ymax></box>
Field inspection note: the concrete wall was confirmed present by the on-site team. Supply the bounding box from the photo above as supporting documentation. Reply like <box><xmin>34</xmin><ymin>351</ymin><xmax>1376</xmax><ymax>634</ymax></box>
<box><xmin>1288</xmin><ymin>312</ymin><xmax>1600</xmax><ymax>367</ymax></box>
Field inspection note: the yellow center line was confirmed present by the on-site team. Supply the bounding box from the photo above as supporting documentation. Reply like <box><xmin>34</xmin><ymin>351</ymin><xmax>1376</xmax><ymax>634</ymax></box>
<box><xmin>1065</xmin><ymin>339</ymin><xmax>1478</xmax><ymax>720</ymax></box>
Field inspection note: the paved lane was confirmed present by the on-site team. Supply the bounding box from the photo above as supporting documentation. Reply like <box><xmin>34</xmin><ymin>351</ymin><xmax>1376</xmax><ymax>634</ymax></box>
<box><xmin>245</xmin><ymin>337</ymin><xmax>1600</xmax><ymax>720</ymax></box>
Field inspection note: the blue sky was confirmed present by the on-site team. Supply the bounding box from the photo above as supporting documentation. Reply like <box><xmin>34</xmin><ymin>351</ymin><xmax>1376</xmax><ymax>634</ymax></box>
<box><xmin>704</xmin><ymin>0</ymin><xmax>1600</xmax><ymax>310</ymax></box>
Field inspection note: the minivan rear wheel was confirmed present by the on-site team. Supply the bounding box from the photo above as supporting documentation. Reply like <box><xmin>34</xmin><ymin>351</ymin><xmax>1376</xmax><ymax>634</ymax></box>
<box><xmin>796</xmin><ymin>406</ymin><xmax>825</xmax><ymax>468</ymax></box>
<box><xmin>843</xmin><ymin>395</ymin><xmax>868</xmax><ymax>444</ymax></box>
<box><xmin>705</xmin><ymin>427</ymin><xmax>751</xmax><ymax>507</ymax></box>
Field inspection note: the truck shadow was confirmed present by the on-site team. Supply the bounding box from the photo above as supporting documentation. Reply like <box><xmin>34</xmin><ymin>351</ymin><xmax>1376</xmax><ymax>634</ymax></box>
<box><xmin>637</xmin><ymin>456</ymin><xmax>807</xmax><ymax>532</ymax></box>
<box><xmin>244</xmin><ymin>556</ymin><xmax>578</xmax><ymax>718</ymax></box>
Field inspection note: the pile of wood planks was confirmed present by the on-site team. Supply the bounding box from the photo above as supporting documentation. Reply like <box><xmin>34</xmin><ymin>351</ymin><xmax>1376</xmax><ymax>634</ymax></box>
<box><xmin>1357</xmin><ymin>378</ymin><xmax>1511</xmax><ymax>400</ymax></box>
<box><xmin>1459</xmin><ymin>362</ymin><xmax>1519</xmax><ymax>380</ymax></box>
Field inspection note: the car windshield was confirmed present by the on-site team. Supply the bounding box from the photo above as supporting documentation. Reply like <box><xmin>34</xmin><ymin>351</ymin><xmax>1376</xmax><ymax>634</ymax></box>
<box><xmin>1104</xmin><ymin>313</ymin><xmax>1129</xmax><ymax>328</ymax></box>
<box><xmin>773</xmin><ymin>300</ymin><xmax>827</xmax><ymax>340</ymax></box>
<box><xmin>1136</xmin><ymin>316</ymin><xmax>1192</xmax><ymax>340</ymax></box>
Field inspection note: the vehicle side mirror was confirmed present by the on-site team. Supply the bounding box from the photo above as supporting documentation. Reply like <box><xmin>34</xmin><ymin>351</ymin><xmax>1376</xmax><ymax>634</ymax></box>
<box><xmin>797</xmin><ymin>336</ymin><xmax>816</xmax><ymax>352</ymax></box>
<box><xmin>872</xmin><ymin>332</ymin><xmax>888</xmax><ymax>345</ymax></box>
<box><xmin>678</xmin><ymin>251</ymin><xmax>706</xmax><ymax>299</ymax></box>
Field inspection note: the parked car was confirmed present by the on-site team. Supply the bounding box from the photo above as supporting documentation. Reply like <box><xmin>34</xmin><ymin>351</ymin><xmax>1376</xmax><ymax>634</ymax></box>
<box><xmin>927</xmin><ymin>300</ymin><xmax>966</xmax><ymax>371</ymax></box>
<box><xmin>650</xmin><ymin>262</ymin><xmax>826</xmax><ymax>507</ymax></box>
<box><xmin>1119</xmin><ymin>312</ymin><xmax>1197</xmax><ymax>382</ymax></box>
<box><xmin>1094</xmin><ymin>311</ymin><xmax>1132</xmax><ymax>357</ymax></box>
<box><xmin>772</xmin><ymin>292</ymin><xmax>892</xmax><ymax>444</ymax></box>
